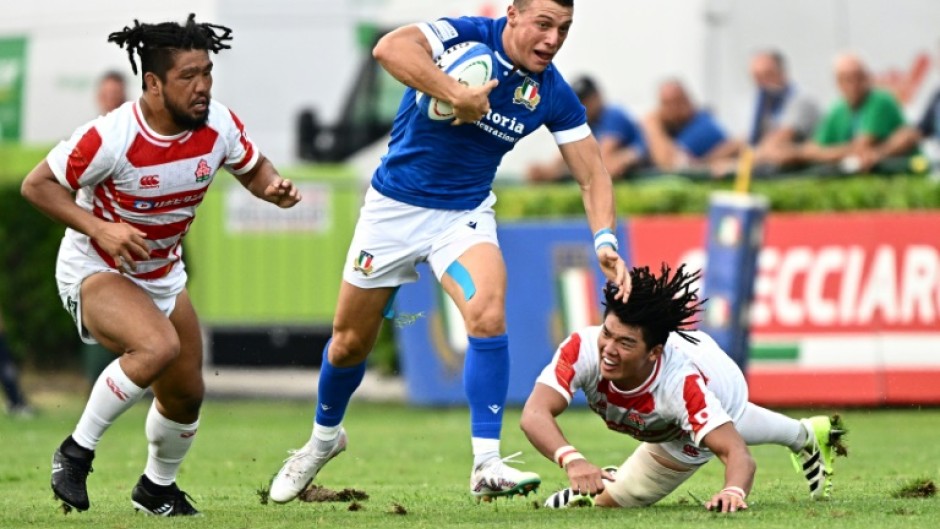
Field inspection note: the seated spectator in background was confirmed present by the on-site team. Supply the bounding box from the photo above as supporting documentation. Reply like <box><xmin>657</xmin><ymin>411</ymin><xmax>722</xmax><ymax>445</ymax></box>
<box><xmin>96</xmin><ymin>70</ymin><xmax>127</xmax><ymax>115</ymax></box>
<box><xmin>527</xmin><ymin>75</ymin><xmax>646</xmax><ymax>182</ymax></box>
<box><xmin>801</xmin><ymin>53</ymin><xmax>918</xmax><ymax>173</ymax></box>
<box><xmin>642</xmin><ymin>79</ymin><xmax>741</xmax><ymax>175</ymax></box>
<box><xmin>748</xmin><ymin>50</ymin><xmax>820</xmax><ymax>171</ymax></box>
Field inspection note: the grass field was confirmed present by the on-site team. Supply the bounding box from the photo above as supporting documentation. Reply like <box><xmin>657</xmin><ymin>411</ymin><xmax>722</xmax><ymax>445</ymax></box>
<box><xmin>2</xmin><ymin>395</ymin><xmax>939</xmax><ymax>529</ymax></box>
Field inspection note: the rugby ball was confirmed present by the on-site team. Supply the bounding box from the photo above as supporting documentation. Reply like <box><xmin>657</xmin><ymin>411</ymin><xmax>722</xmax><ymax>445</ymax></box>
<box><xmin>416</xmin><ymin>41</ymin><xmax>495</xmax><ymax>121</ymax></box>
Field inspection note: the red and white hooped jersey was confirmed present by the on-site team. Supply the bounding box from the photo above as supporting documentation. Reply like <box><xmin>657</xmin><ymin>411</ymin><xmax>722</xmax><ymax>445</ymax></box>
<box><xmin>536</xmin><ymin>327</ymin><xmax>749</xmax><ymax>448</ymax></box>
<box><xmin>46</xmin><ymin>99</ymin><xmax>260</xmax><ymax>280</ymax></box>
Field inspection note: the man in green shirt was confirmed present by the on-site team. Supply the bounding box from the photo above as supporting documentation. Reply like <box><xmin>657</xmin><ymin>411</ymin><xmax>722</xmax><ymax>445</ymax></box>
<box><xmin>801</xmin><ymin>53</ymin><xmax>918</xmax><ymax>172</ymax></box>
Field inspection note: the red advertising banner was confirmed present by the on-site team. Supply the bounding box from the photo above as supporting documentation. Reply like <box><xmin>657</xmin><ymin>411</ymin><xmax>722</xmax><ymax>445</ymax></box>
<box><xmin>629</xmin><ymin>211</ymin><xmax>940</xmax><ymax>406</ymax></box>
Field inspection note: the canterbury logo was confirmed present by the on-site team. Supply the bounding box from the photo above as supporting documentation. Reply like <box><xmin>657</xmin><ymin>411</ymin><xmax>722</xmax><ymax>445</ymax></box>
<box><xmin>488</xmin><ymin>404</ymin><xmax>501</xmax><ymax>414</ymax></box>
<box><xmin>106</xmin><ymin>377</ymin><xmax>129</xmax><ymax>401</ymax></box>
<box><xmin>180</xmin><ymin>430</ymin><xmax>197</xmax><ymax>439</ymax></box>
<box><xmin>139</xmin><ymin>175</ymin><xmax>160</xmax><ymax>189</ymax></box>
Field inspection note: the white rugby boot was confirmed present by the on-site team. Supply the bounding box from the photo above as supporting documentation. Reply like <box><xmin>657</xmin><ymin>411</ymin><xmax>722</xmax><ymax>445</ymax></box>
<box><xmin>269</xmin><ymin>428</ymin><xmax>347</xmax><ymax>503</ymax></box>
<box><xmin>470</xmin><ymin>452</ymin><xmax>541</xmax><ymax>501</ymax></box>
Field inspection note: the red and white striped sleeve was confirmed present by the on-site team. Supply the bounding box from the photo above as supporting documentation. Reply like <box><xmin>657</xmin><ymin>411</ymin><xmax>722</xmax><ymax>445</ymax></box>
<box><xmin>221</xmin><ymin>107</ymin><xmax>260</xmax><ymax>176</ymax></box>
<box><xmin>47</xmin><ymin>120</ymin><xmax>117</xmax><ymax>190</ymax></box>
<box><xmin>535</xmin><ymin>331</ymin><xmax>593</xmax><ymax>403</ymax></box>
<box><xmin>675</xmin><ymin>371</ymin><xmax>732</xmax><ymax>446</ymax></box>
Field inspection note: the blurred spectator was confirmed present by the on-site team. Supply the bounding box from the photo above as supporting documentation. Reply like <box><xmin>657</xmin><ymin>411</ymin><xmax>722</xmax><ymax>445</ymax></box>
<box><xmin>0</xmin><ymin>308</ymin><xmax>33</xmax><ymax>418</ymax></box>
<box><xmin>801</xmin><ymin>53</ymin><xmax>918</xmax><ymax>173</ymax></box>
<box><xmin>526</xmin><ymin>75</ymin><xmax>646</xmax><ymax>182</ymax></box>
<box><xmin>642</xmin><ymin>79</ymin><xmax>741</xmax><ymax>175</ymax></box>
<box><xmin>96</xmin><ymin>70</ymin><xmax>128</xmax><ymax>115</ymax></box>
<box><xmin>748</xmin><ymin>50</ymin><xmax>820</xmax><ymax>171</ymax></box>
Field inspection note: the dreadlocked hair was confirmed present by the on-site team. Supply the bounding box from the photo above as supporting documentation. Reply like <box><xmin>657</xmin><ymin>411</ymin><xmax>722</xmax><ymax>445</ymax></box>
<box><xmin>603</xmin><ymin>263</ymin><xmax>705</xmax><ymax>347</ymax></box>
<box><xmin>108</xmin><ymin>13</ymin><xmax>233</xmax><ymax>89</ymax></box>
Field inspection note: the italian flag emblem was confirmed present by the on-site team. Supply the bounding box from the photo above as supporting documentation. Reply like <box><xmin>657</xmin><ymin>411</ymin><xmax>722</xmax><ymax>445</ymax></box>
<box><xmin>513</xmin><ymin>77</ymin><xmax>541</xmax><ymax>110</ymax></box>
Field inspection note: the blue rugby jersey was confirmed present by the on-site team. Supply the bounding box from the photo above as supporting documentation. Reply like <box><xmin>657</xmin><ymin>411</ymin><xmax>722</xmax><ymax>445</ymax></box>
<box><xmin>371</xmin><ymin>16</ymin><xmax>589</xmax><ymax>210</ymax></box>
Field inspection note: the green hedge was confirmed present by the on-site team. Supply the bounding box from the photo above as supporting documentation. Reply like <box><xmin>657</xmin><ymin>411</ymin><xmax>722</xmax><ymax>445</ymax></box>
<box><xmin>2</xmin><ymin>141</ymin><xmax>939</xmax><ymax>366</ymax></box>
<box><xmin>493</xmin><ymin>173</ymin><xmax>940</xmax><ymax>218</ymax></box>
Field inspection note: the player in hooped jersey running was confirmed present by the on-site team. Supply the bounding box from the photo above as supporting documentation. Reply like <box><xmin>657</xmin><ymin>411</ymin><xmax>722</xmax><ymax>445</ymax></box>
<box><xmin>270</xmin><ymin>0</ymin><xmax>629</xmax><ymax>503</ymax></box>
<box><xmin>21</xmin><ymin>15</ymin><xmax>300</xmax><ymax>516</ymax></box>
<box><xmin>522</xmin><ymin>265</ymin><xmax>847</xmax><ymax>513</ymax></box>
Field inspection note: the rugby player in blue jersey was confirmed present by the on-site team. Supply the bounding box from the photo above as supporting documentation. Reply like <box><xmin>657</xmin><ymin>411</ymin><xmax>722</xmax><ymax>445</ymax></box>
<box><xmin>271</xmin><ymin>0</ymin><xmax>630</xmax><ymax>503</ymax></box>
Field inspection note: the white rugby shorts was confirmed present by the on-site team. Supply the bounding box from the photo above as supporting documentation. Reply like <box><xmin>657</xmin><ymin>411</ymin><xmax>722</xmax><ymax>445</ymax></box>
<box><xmin>342</xmin><ymin>187</ymin><xmax>499</xmax><ymax>288</ymax></box>
<box><xmin>55</xmin><ymin>233</ymin><xmax>187</xmax><ymax>344</ymax></box>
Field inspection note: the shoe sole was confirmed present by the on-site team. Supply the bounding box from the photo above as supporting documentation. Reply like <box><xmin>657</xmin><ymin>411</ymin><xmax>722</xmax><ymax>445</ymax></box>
<box><xmin>473</xmin><ymin>478</ymin><xmax>541</xmax><ymax>502</ymax></box>
<box><xmin>52</xmin><ymin>489</ymin><xmax>88</xmax><ymax>513</ymax></box>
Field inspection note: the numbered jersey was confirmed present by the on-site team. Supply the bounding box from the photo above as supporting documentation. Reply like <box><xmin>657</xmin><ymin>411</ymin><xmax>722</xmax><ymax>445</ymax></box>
<box><xmin>536</xmin><ymin>327</ymin><xmax>749</xmax><ymax>448</ymax></box>
<box><xmin>46</xmin><ymin>99</ymin><xmax>259</xmax><ymax>280</ymax></box>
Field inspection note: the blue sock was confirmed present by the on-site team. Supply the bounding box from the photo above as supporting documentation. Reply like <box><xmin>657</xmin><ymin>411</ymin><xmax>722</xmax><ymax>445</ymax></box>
<box><xmin>314</xmin><ymin>339</ymin><xmax>366</xmax><ymax>427</ymax></box>
<box><xmin>463</xmin><ymin>334</ymin><xmax>509</xmax><ymax>440</ymax></box>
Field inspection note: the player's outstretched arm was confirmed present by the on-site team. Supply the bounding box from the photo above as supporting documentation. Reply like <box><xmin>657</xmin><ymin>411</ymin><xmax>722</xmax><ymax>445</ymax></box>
<box><xmin>234</xmin><ymin>155</ymin><xmax>301</xmax><ymax>208</ymax></box>
<box><xmin>700</xmin><ymin>422</ymin><xmax>755</xmax><ymax>513</ymax></box>
<box><xmin>521</xmin><ymin>384</ymin><xmax>612</xmax><ymax>496</ymax></box>
<box><xmin>559</xmin><ymin>137</ymin><xmax>630</xmax><ymax>300</ymax></box>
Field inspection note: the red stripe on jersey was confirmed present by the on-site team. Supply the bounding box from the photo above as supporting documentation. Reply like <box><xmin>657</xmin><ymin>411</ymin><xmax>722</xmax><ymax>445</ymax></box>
<box><xmin>65</xmin><ymin>128</ymin><xmax>103</xmax><ymax>189</ymax></box>
<box><xmin>124</xmin><ymin>216</ymin><xmax>194</xmax><ymax>241</ymax></box>
<box><xmin>554</xmin><ymin>333</ymin><xmax>582</xmax><ymax>397</ymax></box>
<box><xmin>228</xmin><ymin>109</ymin><xmax>255</xmax><ymax>172</ymax></box>
<box><xmin>132</xmin><ymin>261</ymin><xmax>176</xmax><ymax>280</ymax></box>
<box><xmin>599</xmin><ymin>380</ymin><xmax>657</xmax><ymax>413</ymax></box>
<box><xmin>110</xmin><ymin>187</ymin><xmax>207</xmax><ymax>214</ymax></box>
<box><xmin>683</xmin><ymin>374</ymin><xmax>710</xmax><ymax>434</ymax></box>
<box><xmin>149</xmin><ymin>243</ymin><xmax>179</xmax><ymax>259</ymax></box>
<box><xmin>95</xmin><ymin>181</ymin><xmax>121</xmax><ymax>219</ymax></box>
<box><xmin>126</xmin><ymin>127</ymin><xmax>219</xmax><ymax>168</ymax></box>
<box><xmin>90</xmin><ymin>239</ymin><xmax>119</xmax><ymax>269</ymax></box>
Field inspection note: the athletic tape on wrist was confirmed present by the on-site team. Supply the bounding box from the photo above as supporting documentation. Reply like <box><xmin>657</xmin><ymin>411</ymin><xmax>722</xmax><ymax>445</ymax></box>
<box><xmin>561</xmin><ymin>452</ymin><xmax>586</xmax><ymax>468</ymax></box>
<box><xmin>721</xmin><ymin>486</ymin><xmax>747</xmax><ymax>499</ymax></box>
<box><xmin>554</xmin><ymin>445</ymin><xmax>578</xmax><ymax>466</ymax></box>
<box><xmin>593</xmin><ymin>228</ymin><xmax>618</xmax><ymax>253</ymax></box>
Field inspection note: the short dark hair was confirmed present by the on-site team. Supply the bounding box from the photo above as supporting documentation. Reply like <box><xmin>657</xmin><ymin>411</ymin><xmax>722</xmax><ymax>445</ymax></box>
<box><xmin>603</xmin><ymin>263</ymin><xmax>705</xmax><ymax>348</ymax></box>
<box><xmin>514</xmin><ymin>0</ymin><xmax>575</xmax><ymax>9</ymax></box>
<box><xmin>107</xmin><ymin>13</ymin><xmax>233</xmax><ymax>90</ymax></box>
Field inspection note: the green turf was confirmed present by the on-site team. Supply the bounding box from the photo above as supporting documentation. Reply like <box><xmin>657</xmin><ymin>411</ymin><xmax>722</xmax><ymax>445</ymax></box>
<box><xmin>2</xmin><ymin>399</ymin><xmax>938</xmax><ymax>528</ymax></box>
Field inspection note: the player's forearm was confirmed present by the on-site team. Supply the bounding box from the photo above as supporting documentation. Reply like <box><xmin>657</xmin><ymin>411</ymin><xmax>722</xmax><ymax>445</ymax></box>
<box><xmin>720</xmin><ymin>450</ymin><xmax>756</xmax><ymax>495</ymax></box>
<box><xmin>519</xmin><ymin>407</ymin><xmax>572</xmax><ymax>463</ymax></box>
<box><xmin>580</xmin><ymin>176</ymin><xmax>617</xmax><ymax>235</ymax></box>
<box><xmin>374</xmin><ymin>27</ymin><xmax>462</xmax><ymax>103</ymax></box>
<box><xmin>239</xmin><ymin>156</ymin><xmax>277</xmax><ymax>200</ymax></box>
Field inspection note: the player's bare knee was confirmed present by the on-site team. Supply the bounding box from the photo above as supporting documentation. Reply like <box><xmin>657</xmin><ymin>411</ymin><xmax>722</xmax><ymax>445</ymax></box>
<box><xmin>463</xmin><ymin>304</ymin><xmax>506</xmax><ymax>337</ymax></box>
<box><xmin>327</xmin><ymin>334</ymin><xmax>371</xmax><ymax>366</ymax></box>
<box><xmin>137</xmin><ymin>335</ymin><xmax>181</xmax><ymax>369</ymax></box>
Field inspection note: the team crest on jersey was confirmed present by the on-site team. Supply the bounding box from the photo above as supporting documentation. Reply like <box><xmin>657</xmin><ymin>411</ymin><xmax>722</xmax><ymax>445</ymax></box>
<box><xmin>627</xmin><ymin>411</ymin><xmax>646</xmax><ymax>427</ymax></box>
<box><xmin>353</xmin><ymin>250</ymin><xmax>375</xmax><ymax>276</ymax></box>
<box><xmin>194</xmin><ymin>159</ymin><xmax>212</xmax><ymax>182</ymax></box>
<box><xmin>513</xmin><ymin>77</ymin><xmax>541</xmax><ymax>110</ymax></box>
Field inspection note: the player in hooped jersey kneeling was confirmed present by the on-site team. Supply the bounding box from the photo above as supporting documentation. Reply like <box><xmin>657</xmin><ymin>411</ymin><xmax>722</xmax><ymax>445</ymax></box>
<box><xmin>21</xmin><ymin>14</ymin><xmax>300</xmax><ymax>516</ymax></box>
<box><xmin>521</xmin><ymin>264</ymin><xmax>847</xmax><ymax>513</ymax></box>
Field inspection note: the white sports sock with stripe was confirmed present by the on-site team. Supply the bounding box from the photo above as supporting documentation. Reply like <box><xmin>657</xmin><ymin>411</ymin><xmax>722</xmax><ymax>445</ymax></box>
<box><xmin>144</xmin><ymin>400</ymin><xmax>200</xmax><ymax>486</ymax></box>
<box><xmin>72</xmin><ymin>358</ymin><xmax>146</xmax><ymax>450</ymax></box>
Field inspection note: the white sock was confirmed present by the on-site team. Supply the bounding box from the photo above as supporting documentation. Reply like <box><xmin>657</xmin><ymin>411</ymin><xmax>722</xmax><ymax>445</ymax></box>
<box><xmin>144</xmin><ymin>399</ymin><xmax>200</xmax><ymax>486</ymax></box>
<box><xmin>735</xmin><ymin>403</ymin><xmax>807</xmax><ymax>452</ymax></box>
<box><xmin>72</xmin><ymin>359</ymin><xmax>146</xmax><ymax>450</ymax></box>
<box><xmin>472</xmin><ymin>437</ymin><xmax>500</xmax><ymax>468</ymax></box>
<box><xmin>312</xmin><ymin>423</ymin><xmax>341</xmax><ymax>453</ymax></box>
